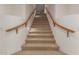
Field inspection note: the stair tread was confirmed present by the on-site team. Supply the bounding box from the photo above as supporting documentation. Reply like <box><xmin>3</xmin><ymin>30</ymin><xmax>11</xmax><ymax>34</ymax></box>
<box><xmin>30</xmin><ymin>28</ymin><xmax>51</xmax><ymax>30</ymax></box>
<box><xmin>26</xmin><ymin>40</ymin><xmax>54</xmax><ymax>41</ymax></box>
<box><xmin>26</xmin><ymin>37</ymin><xmax>55</xmax><ymax>43</ymax></box>
<box><xmin>33</xmin><ymin>23</ymin><xmax>49</xmax><ymax>24</ymax></box>
<box><xmin>23</xmin><ymin>43</ymin><xmax>58</xmax><ymax>48</ymax></box>
<box><xmin>31</xmin><ymin>27</ymin><xmax>50</xmax><ymax>28</ymax></box>
<box><xmin>29</xmin><ymin>30</ymin><xmax>52</xmax><ymax>33</ymax></box>
<box><xmin>15</xmin><ymin>50</ymin><xmax>65</xmax><ymax>55</ymax></box>
<box><xmin>27</xmin><ymin>37</ymin><xmax>54</xmax><ymax>40</ymax></box>
<box><xmin>29</xmin><ymin>31</ymin><xmax>52</xmax><ymax>33</ymax></box>
<box><xmin>32</xmin><ymin>24</ymin><xmax>49</xmax><ymax>25</ymax></box>
<box><xmin>26</xmin><ymin>40</ymin><xmax>55</xmax><ymax>44</ymax></box>
<box><xmin>28</xmin><ymin>33</ymin><xmax>53</xmax><ymax>37</ymax></box>
<box><xmin>30</xmin><ymin>28</ymin><xmax>52</xmax><ymax>32</ymax></box>
<box><xmin>32</xmin><ymin>26</ymin><xmax>49</xmax><ymax>27</ymax></box>
<box><xmin>32</xmin><ymin>24</ymin><xmax>49</xmax><ymax>27</ymax></box>
<box><xmin>27</xmin><ymin>38</ymin><xmax>54</xmax><ymax>40</ymax></box>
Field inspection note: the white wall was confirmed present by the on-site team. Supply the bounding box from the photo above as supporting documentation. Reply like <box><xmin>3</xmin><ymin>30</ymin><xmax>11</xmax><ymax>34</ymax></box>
<box><xmin>54</xmin><ymin>4</ymin><xmax>69</xmax><ymax>19</ymax></box>
<box><xmin>0</xmin><ymin>14</ymin><xmax>35</xmax><ymax>54</ymax></box>
<box><xmin>0</xmin><ymin>4</ymin><xmax>35</xmax><ymax>55</ymax></box>
<box><xmin>45</xmin><ymin>4</ymin><xmax>55</xmax><ymax>19</ymax></box>
<box><xmin>46</xmin><ymin>4</ymin><xmax>79</xmax><ymax>19</ymax></box>
<box><xmin>46</xmin><ymin>4</ymin><xmax>79</xmax><ymax>54</ymax></box>
<box><xmin>0</xmin><ymin>4</ymin><xmax>35</xmax><ymax>19</ymax></box>
<box><xmin>68</xmin><ymin>5</ymin><xmax>79</xmax><ymax>15</ymax></box>
<box><xmin>52</xmin><ymin>15</ymin><xmax>79</xmax><ymax>54</ymax></box>
<box><xmin>46</xmin><ymin>4</ymin><xmax>69</xmax><ymax>20</ymax></box>
<box><xmin>0</xmin><ymin>4</ymin><xmax>35</xmax><ymax>29</ymax></box>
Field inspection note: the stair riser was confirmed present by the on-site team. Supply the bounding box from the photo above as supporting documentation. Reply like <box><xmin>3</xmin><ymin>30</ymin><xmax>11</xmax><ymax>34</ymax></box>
<box><xmin>33</xmin><ymin>21</ymin><xmax>48</xmax><ymax>22</ymax></box>
<box><xmin>22</xmin><ymin>47</ymin><xmax>59</xmax><ymax>51</ymax></box>
<box><xmin>27</xmin><ymin>36</ymin><xmax>54</xmax><ymax>38</ymax></box>
<box><xmin>31</xmin><ymin>27</ymin><xmax>50</xmax><ymax>28</ymax></box>
<box><xmin>31</xmin><ymin>25</ymin><xmax>50</xmax><ymax>27</ymax></box>
<box><xmin>29</xmin><ymin>32</ymin><xmax>52</xmax><ymax>34</ymax></box>
<box><xmin>28</xmin><ymin>34</ymin><xmax>53</xmax><ymax>37</ymax></box>
<box><xmin>32</xmin><ymin>24</ymin><xmax>49</xmax><ymax>26</ymax></box>
<box><xmin>26</xmin><ymin>36</ymin><xmax>55</xmax><ymax>41</ymax></box>
<box><xmin>29</xmin><ymin>30</ymin><xmax>52</xmax><ymax>33</ymax></box>
<box><xmin>33</xmin><ymin>22</ymin><xmax>48</xmax><ymax>23</ymax></box>
<box><xmin>33</xmin><ymin>20</ymin><xmax>48</xmax><ymax>21</ymax></box>
<box><xmin>31</xmin><ymin>26</ymin><xmax>50</xmax><ymax>28</ymax></box>
<box><xmin>30</xmin><ymin>28</ymin><xmax>51</xmax><ymax>30</ymax></box>
<box><xmin>32</xmin><ymin>24</ymin><xmax>49</xmax><ymax>25</ymax></box>
<box><xmin>28</xmin><ymin>36</ymin><xmax>53</xmax><ymax>38</ymax></box>
<box><xmin>33</xmin><ymin>23</ymin><xmax>49</xmax><ymax>24</ymax></box>
<box><xmin>26</xmin><ymin>40</ymin><xmax>56</xmax><ymax>43</ymax></box>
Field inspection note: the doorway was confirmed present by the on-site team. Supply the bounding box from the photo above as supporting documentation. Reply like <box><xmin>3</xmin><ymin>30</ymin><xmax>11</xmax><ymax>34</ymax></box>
<box><xmin>36</xmin><ymin>4</ymin><xmax>45</xmax><ymax>15</ymax></box>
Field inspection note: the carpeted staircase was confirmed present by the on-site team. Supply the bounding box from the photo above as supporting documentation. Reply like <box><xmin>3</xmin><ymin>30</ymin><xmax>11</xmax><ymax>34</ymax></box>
<box><xmin>14</xmin><ymin>14</ymin><xmax>65</xmax><ymax>55</ymax></box>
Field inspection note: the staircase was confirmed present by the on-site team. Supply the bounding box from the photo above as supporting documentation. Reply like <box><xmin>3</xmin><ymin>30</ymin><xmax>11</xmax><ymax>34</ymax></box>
<box><xmin>15</xmin><ymin>14</ymin><xmax>65</xmax><ymax>55</ymax></box>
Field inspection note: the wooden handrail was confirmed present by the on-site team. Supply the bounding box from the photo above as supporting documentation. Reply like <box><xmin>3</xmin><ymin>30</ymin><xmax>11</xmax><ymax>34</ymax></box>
<box><xmin>54</xmin><ymin>21</ymin><xmax>75</xmax><ymax>33</ymax></box>
<box><xmin>46</xmin><ymin>8</ymin><xmax>75</xmax><ymax>37</ymax></box>
<box><xmin>6</xmin><ymin>9</ymin><xmax>35</xmax><ymax>33</ymax></box>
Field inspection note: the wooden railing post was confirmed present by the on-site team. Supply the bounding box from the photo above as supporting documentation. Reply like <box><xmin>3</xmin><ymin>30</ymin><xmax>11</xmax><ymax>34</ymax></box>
<box><xmin>53</xmin><ymin>21</ymin><xmax>55</xmax><ymax>27</ymax></box>
<box><xmin>67</xmin><ymin>31</ymin><xmax>69</xmax><ymax>38</ymax></box>
<box><xmin>16</xmin><ymin>28</ymin><xmax>18</xmax><ymax>34</ymax></box>
<box><xmin>25</xmin><ymin>23</ymin><xmax>27</xmax><ymax>27</ymax></box>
